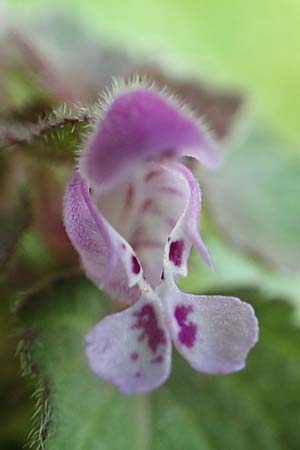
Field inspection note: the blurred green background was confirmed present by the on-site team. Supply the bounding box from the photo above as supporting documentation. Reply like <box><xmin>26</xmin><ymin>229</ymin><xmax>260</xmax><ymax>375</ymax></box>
<box><xmin>1</xmin><ymin>1</ymin><xmax>300</xmax><ymax>449</ymax></box>
<box><xmin>10</xmin><ymin>0</ymin><xmax>300</xmax><ymax>145</ymax></box>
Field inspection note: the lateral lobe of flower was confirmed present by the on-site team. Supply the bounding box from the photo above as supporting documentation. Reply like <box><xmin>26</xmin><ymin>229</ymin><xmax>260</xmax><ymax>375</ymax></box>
<box><xmin>162</xmin><ymin>287</ymin><xmax>259</xmax><ymax>374</ymax></box>
<box><xmin>85</xmin><ymin>296</ymin><xmax>172</xmax><ymax>393</ymax></box>
<box><xmin>79</xmin><ymin>87</ymin><xmax>219</xmax><ymax>191</ymax></box>
<box><xmin>63</xmin><ymin>173</ymin><xmax>143</xmax><ymax>302</ymax></box>
<box><xmin>63</xmin><ymin>174</ymin><xmax>117</xmax><ymax>285</ymax></box>
<box><xmin>161</xmin><ymin>161</ymin><xmax>213</xmax><ymax>283</ymax></box>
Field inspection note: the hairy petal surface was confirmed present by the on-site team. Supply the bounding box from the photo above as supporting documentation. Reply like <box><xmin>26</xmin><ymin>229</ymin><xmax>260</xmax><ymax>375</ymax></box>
<box><xmin>85</xmin><ymin>294</ymin><xmax>172</xmax><ymax>393</ymax></box>
<box><xmin>162</xmin><ymin>286</ymin><xmax>259</xmax><ymax>374</ymax></box>
<box><xmin>63</xmin><ymin>173</ymin><xmax>142</xmax><ymax>302</ymax></box>
<box><xmin>80</xmin><ymin>87</ymin><xmax>219</xmax><ymax>190</ymax></box>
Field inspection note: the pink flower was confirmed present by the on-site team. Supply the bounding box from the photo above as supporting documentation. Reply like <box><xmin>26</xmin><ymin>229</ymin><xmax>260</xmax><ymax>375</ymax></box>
<box><xmin>63</xmin><ymin>80</ymin><xmax>258</xmax><ymax>393</ymax></box>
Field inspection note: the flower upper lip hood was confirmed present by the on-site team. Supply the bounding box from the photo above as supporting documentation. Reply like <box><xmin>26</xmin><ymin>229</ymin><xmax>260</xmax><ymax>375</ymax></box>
<box><xmin>63</xmin><ymin>79</ymin><xmax>258</xmax><ymax>394</ymax></box>
<box><xmin>79</xmin><ymin>80</ymin><xmax>220</xmax><ymax>191</ymax></box>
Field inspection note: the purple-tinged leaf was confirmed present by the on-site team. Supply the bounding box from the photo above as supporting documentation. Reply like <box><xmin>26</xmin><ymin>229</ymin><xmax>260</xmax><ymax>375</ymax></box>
<box><xmin>201</xmin><ymin>125</ymin><xmax>300</xmax><ymax>273</ymax></box>
<box><xmin>0</xmin><ymin>107</ymin><xmax>93</xmax><ymax>162</ymax></box>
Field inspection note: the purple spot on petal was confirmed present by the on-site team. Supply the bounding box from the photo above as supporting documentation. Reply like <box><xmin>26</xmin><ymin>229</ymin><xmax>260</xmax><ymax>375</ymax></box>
<box><xmin>175</xmin><ymin>305</ymin><xmax>197</xmax><ymax>348</ymax></box>
<box><xmin>121</xmin><ymin>243</ymin><xmax>126</xmax><ymax>250</ymax></box>
<box><xmin>135</xmin><ymin>371</ymin><xmax>141</xmax><ymax>378</ymax></box>
<box><xmin>125</xmin><ymin>184</ymin><xmax>134</xmax><ymax>209</ymax></box>
<box><xmin>161</xmin><ymin>271</ymin><xmax>165</xmax><ymax>280</ymax></box>
<box><xmin>132</xmin><ymin>255</ymin><xmax>141</xmax><ymax>274</ymax></box>
<box><xmin>159</xmin><ymin>186</ymin><xmax>182</xmax><ymax>196</ymax></box>
<box><xmin>141</xmin><ymin>198</ymin><xmax>153</xmax><ymax>212</ymax></box>
<box><xmin>151</xmin><ymin>355</ymin><xmax>164</xmax><ymax>364</ymax></box>
<box><xmin>162</xmin><ymin>148</ymin><xmax>176</xmax><ymax>158</ymax></box>
<box><xmin>145</xmin><ymin>170</ymin><xmax>161</xmax><ymax>182</ymax></box>
<box><xmin>130</xmin><ymin>352</ymin><xmax>139</xmax><ymax>361</ymax></box>
<box><xmin>131</xmin><ymin>304</ymin><xmax>166</xmax><ymax>353</ymax></box>
<box><xmin>169</xmin><ymin>240</ymin><xmax>184</xmax><ymax>266</ymax></box>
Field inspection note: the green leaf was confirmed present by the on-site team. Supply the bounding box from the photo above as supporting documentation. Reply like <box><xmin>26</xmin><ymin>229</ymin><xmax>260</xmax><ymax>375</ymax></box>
<box><xmin>19</xmin><ymin>276</ymin><xmax>300</xmax><ymax>450</ymax></box>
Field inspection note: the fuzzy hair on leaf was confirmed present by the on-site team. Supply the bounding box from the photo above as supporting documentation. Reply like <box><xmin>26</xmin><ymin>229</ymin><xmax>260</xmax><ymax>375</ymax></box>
<box><xmin>0</xmin><ymin>105</ymin><xmax>94</xmax><ymax>162</ymax></box>
<box><xmin>17</xmin><ymin>334</ymin><xmax>51</xmax><ymax>450</ymax></box>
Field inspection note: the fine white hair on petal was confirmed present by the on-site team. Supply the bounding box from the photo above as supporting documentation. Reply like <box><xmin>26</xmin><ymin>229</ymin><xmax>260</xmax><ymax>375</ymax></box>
<box><xmin>74</xmin><ymin>74</ymin><xmax>219</xmax><ymax>175</ymax></box>
<box><xmin>91</xmin><ymin>74</ymin><xmax>218</xmax><ymax>152</ymax></box>
<box><xmin>77</xmin><ymin>75</ymin><xmax>220</xmax><ymax>192</ymax></box>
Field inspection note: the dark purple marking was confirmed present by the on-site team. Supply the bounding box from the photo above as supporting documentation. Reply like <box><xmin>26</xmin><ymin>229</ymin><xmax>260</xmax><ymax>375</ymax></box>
<box><xmin>135</xmin><ymin>371</ymin><xmax>141</xmax><ymax>378</ymax></box>
<box><xmin>140</xmin><ymin>198</ymin><xmax>161</xmax><ymax>215</ymax></box>
<box><xmin>145</xmin><ymin>169</ymin><xmax>161</xmax><ymax>182</ymax></box>
<box><xmin>141</xmin><ymin>198</ymin><xmax>153</xmax><ymax>212</ymax></box>
<box><xmin>174</xmin><ymin>305</ymin><xmax>197</xmax><ymax>348</ymax></box>
<box><xmin>121</xmin><ymin>243</ymin><xmax>126</xmax><ymax>249</ymax></box>
<box><xmin>162</xmin><ymin>148</ymin><xmax>176</xmax><ymax>158</ymax></box>
<box><xmin>132</xmin><ymin>255</ymin><xmax>141</xmax><ymax>274</ymax></box>
<box><xmin>159</xmin><ymin>186</ymin><xmax>182</xmax><ymax>196</ymax></box>
<box><xmin>130</xmin><ymin>352</ymin><xmax>139</xmax><ymax>361</ymax></box>
<box><xmin>151</xmin><ymin>355</ymin><xmax>164</xmax><ymax>364</ymax></box>
<box><xmin>125</xmin><ymin>184</ymin><xmax>134</xmax><ymax>209</ymax></box>
<box><xmin>169</xmin><ymin>240</ymin><xmax>184</xmax><ymax>266</ymax></box>
<box><xmin>131</xmin><ymin>304</ymin><xmax>166</xmax><ymax>353</ymax></box>
<box><xmin>161</xmin><ymin>271</ymin><xmax>165</xmax><ymax>280</ymax></box>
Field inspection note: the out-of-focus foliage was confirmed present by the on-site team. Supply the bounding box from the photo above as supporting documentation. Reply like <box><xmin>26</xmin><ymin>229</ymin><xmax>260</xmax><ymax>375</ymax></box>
<box><xmin>0</xmin><ymin>8</ymin><xmax>299</xmax><ymax>450</ymax></box>
<box><xmin>0</xmin><ymin>292</ymin><xmax>33</xmax><ymax>450</ymax></box>
<box><xmin>181</xmin><ymin>121</ymin><xmax>300</xmax><ymax>310</ymax></box>
<box><xmin>202</xmin><ymin>123</ymin><xmax>300</xmax><ymax>274</ymax></box>
<box><xmin>181</xmin><ymin>233</ymin><xmax>300</xmax><ymax>313</ymax></box>
<box><xmin>10</xmin><ymin>0</ymin><xmax>300</xmax><ymax>144</ymax></box>
<box><xmin>0</xmin><ymin>154</ymin><xmax>30</xmax><ymax>273</ymax></box>
<box><xmin>18</xmin><ymin>276</ymin><xmax>300</xmax><ymax>450</ymax></box>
